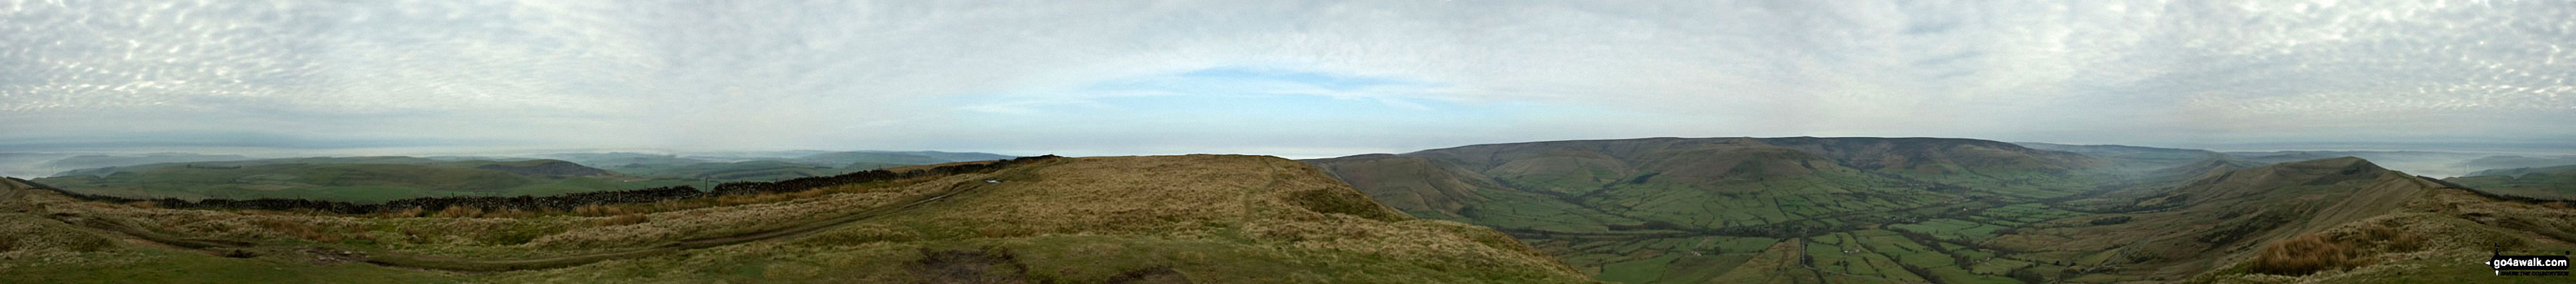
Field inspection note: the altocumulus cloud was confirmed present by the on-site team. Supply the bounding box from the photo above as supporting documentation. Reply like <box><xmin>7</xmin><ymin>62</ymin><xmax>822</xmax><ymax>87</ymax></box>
<box><xmin>1</xmin><ymin>1</ymin><xmax>2571</xmax><ymax>156</ymax></box>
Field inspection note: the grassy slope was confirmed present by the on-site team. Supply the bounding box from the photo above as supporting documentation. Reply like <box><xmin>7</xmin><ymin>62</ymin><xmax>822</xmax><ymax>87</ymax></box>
<box><xmin>1958</xmin><ymin>157</ymin><xmax>2576</xmax><ymax>283</ymax></box>
<box><xmin>2177</xmin><ymin>175</ymin><xmax>2576</xmax><ymax>283</ymax></box>
<box><xmin>0</xmin><ymin>177</ymin><xmax>460</xmax><ymax>283</ymax></box>
<box><xmin>1315</xmin><ymin>137</ymin><xmax>2576</xmax><ymax>283</ymax></box>
<box><xmin>1308</xmin><ymin>137</ymin><xmax>2113</xmax><ymax>283</ymax></box>
<box><xmin>3</xmin><ymin>155</ymin><xmax>1596</xmax><ymax>283</ymax></box>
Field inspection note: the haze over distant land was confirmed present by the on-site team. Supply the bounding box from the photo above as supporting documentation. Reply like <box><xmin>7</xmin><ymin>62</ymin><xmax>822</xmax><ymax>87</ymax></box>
<box><xmin>5</xmin><ymin>1</ymin><xmax>2573</xmax><ymax>159</ymax></box>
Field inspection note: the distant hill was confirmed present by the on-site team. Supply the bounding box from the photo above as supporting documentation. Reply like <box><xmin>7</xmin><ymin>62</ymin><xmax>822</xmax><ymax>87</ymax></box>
<box><xmin>21</xmin><ymin>150</ymin><xmax>1023</xmax><ymax>204</ymax></box>
<box><xmin>790</xmin><ymin>151</ymin><xmax>1016</xmax><ymax>166</ymax></box>
<box><xmin>48</xmin><ymin>156</ymin><xmax>449</xmax><ymax>177</ymax></box>
<box><xmin>606</xmin><ymin>160</ymin><xmax>848</xmax><ymax>182</ymax></box>
<box><xmin>0</xmin><ymin>153</ymin><xmax>257</xmax><ymax>178</ymax></box>
<box><xmin>539</xmin><ymin>152</ymin><xmax>711</xmax><ymax>167</ymax></box>
<box><xmin>37</xmin><ymin>153</ymin><xmax>255</xmax><ymax>170</ymax></box>
<box><xmin>0</xmin><ymin>155</ymin><xmax>1598</xmax><ymax>283</ymax></box>
<box><xmin>846</xmin><ymin>150</ymin><xmax>1017</xmax><ymax>163</ymax></box>
<box><xmin>548</xmin><ymin>150</ymin><xmax>1018</xmax><ymax>183</ymax></box>
<box><xmin>26</xmin><ymin>158</ymin><xmax>679</xmax><ymax>204</ymax></box>
<box><xmin>461</xmin><ymin>160</ymin><xmax>615</xmax><ymax>177</ymax></box>
<box><xmin>2015</xmin><ymin>142</ymin><xmax>2230</xmax><ymax>172</ymax></box>
<box><xmin>2465</xmin><ymin>164</ymin><xmax>2576</xmax><ymax>177</ymax></box>
<box><xmin>2220</xmin><ymin>150</ymin><xmax>2496</xmax><ymax>177</ymax></box>
<box><xmin>2446</xmin><ymin>164</ymin><xmax>2576</xmax><ymax>200</ymax></box>
<box><xmin>2452</xmin><ymin>155</ymin><xmax>2576</xmax><ymax>173</ymax></box>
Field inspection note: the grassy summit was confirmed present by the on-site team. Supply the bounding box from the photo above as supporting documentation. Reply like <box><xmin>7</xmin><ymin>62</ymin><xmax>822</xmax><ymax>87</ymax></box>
<box><xmin>0</xmin><ymin>155</ymin><xmax>1594</xmax><ymax>283</ymax></box>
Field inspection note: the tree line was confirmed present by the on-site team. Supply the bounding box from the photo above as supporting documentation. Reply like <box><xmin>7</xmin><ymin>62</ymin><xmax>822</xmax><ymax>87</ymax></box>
<box><xmin>19</xmin><ymin>155</ymin><xmax>1063</xmax><ymax>214</ymax></box>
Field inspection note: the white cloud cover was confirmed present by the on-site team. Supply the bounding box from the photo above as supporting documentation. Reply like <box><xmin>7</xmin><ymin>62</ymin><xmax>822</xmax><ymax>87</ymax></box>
<box><xmin>2</xmin><ymin>0</ymin><xmax>2571</xmax><ymax>157</ymax></box>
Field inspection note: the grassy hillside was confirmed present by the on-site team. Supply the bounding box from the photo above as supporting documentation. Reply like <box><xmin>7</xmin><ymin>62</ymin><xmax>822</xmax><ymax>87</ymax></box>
<box><xmin>2161</xmin><ymin>160</ymin><xmax>2576</xmax><ymax>283</ymax></box>
<box><xmin>1307</xmin><ymin>137</ymin><xmax>2122</xmax><ymax>283</ymax></box>
<box><xmin>28</xmin><ymin>158</ymin><xmax>683</xmax><ymax>204</ymax></box>
<box><xmin>1315</xmin><ymin>137</ymin><xmax>2576</xmax><ymax>283</ymax></box>
<box><xmin>0</xmin><ymin>155</ymin><xmax>1596</xmax><ymax>283</ymax></box>
<box><xmin>2446</xmin><ymin>164</ymin><xmax>2576</xmax><ymax>200</ymax></box>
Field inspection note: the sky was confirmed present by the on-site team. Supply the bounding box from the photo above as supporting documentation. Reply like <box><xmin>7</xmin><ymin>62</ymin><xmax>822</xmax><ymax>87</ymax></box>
<box><xmin>3</xmin><ymin>0</ymin><xmax>2574</xmax><ymax>158</ymax></box>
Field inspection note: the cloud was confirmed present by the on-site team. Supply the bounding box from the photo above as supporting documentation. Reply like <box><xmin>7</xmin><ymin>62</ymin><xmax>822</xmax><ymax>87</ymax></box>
<box><xmin>1</xmin><ymin>1</ymin><xmax>2571</xmax><ymax>155</ymax></box>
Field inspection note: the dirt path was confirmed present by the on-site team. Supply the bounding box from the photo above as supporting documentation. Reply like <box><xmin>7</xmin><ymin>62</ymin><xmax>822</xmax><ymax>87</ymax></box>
<box><xmin>17</xmin><ymin>176</ymin><xmax>997</xmax><ymax>272</ymax></box>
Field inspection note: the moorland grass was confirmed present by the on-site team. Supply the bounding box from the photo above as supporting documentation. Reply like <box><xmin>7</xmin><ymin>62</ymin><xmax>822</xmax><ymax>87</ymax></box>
<box><xmin>5</xmin><ymin>155</ymin><xmax>1599</xmax><ymax>283</ymax></box>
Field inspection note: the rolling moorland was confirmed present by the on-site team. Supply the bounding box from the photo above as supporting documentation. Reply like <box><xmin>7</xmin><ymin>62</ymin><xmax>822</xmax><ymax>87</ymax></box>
<box><xmin>19</xmin><ymin>151</ymin><xmax>1015</xmax><ymax>204</ymax></box>
<box><xmin>1307</xmin><ymin>137</ymin><xmax>2576</xmax><ymax>283</ymax></box>
<box><xmin>29</xmin><ymin>157</ymin><xmax>688</xmax><ymax>204</ymax></box>
<box><xmin>0</xmin><ymin>155</ymin><xmax>1594</xmax><ymax>283</ymax></box>
<box><xmin>1</xmin><ymin>138</ymin><xmax>2570</xmax><ymax>283</ymax></box>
